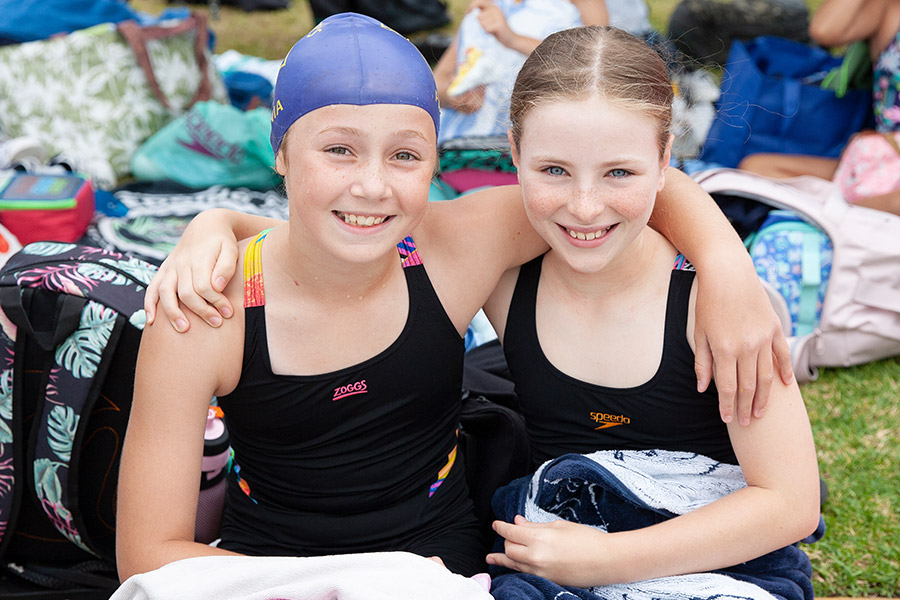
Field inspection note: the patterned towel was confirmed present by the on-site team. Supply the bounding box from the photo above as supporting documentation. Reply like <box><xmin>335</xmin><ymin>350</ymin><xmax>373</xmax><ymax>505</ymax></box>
<box><xmin>490</xmin><ymin>450</ymin><xmax>820</xmax><ymax>600</ymax></box>
<box><xmin>81</xmin><ymin>183</ymin><xmax>288</xmax><ymax>264</ymax></box>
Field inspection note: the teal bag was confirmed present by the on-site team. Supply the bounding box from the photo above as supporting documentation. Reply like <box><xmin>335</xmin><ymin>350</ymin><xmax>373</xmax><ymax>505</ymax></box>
<box><xmin>749</xmin><ymin>210</ymin><xmax>833</xmax><ymax>337</ymax></box>
<box><xmin>131</xmin><ymin>100</ymin><xmax>281</xmax><ymax>190</ymax></box>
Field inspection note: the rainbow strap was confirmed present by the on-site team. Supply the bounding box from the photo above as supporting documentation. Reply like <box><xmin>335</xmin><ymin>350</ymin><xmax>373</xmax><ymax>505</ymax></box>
<box><xmin>243</xmin><ymin>228</ymin><xmax>273</xmax><ymax>308</ymax></box>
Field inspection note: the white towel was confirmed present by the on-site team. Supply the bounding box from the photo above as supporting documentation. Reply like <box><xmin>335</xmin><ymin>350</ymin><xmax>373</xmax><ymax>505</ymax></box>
<box><xmin>111</xmin><ymin>551</ymin><xmax>493</xmax><ymax>600</ymax></box>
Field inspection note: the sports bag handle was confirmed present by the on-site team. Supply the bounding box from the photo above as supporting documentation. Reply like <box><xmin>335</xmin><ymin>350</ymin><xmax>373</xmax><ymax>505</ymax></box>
<box><xmin>117</xmin><ymin>13</ymin><xmax>213</xmax><ymax>111</ymax></box>
<box><xmin>0</xmin><ymin>287</ymin><xmax>86</xmax><ymax>352</ymax></box>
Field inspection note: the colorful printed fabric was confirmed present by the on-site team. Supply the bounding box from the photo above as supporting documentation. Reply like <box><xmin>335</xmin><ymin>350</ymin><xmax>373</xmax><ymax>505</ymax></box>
<box><xmin>0</xmin><ymin>242</ymin><xmax>154</xmax><ymax>555</ymax></box>
<box><xmin>243</xmin><ymin>233</ymin><xmax>424</xmax><ymax>310</ymax></box>
<box><xmin>833</xmin><ymin>131</ymin><xmax>900</xmax><ymax>203</ymax></box>
<box><xmin>0</xmin><ymin>20</ymin><xmax>227</xmax><ymax>187</ymax></box>
<box><xmin>672</xmin><ymin>254</ymin><xmax>695</xmax><ymax>272</ymax></box>
<box><xmin>429</xmin><ymin>439</ymin><xmax>458</xmax><ymax>498</ymax></box>
<box><xmin>397</xmin><ymin>236</ymin><xmax>422</xmax><ymax>269</ymax></box>
<box><xmin>874</xmin><ymin>29</ymin><xmax>900</xmax><ymax>132</ymax></box>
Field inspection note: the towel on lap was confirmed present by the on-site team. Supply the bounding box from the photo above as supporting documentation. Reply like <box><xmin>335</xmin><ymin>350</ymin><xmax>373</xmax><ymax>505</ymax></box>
<box><xmin>490</xmin><ymin>450</ymin><xmax>820</xmax><ymax>600</ymax></box>
<box><xmin>111</xmin><ymin>551</ymin><xmax>493</xmax><ymax>600</ymax></box>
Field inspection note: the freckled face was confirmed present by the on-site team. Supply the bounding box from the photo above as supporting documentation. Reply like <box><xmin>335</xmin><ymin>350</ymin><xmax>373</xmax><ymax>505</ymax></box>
<box><xmin>275</xmin><ymin>103</ymin><xmax>437</xmax><ymax>264</ymax></box>
<box><xmin>512</xmin><ymin>95</ymin><xmax>670</xmax><ymax>274</ymax></box>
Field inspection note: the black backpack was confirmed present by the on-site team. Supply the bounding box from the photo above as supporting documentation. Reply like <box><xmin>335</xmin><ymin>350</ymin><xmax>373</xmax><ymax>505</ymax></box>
<box><xmin>0</xmin><ymin>242</ymin><xmax>156</xmax><ymax>596</ymax></box>
<box><xmin>307</xmin><ymin>0</ymin><xmax>450</xmax><ymax>35</ymax></box>
<box><xmin>460</xmin><ymin>340</ymin><xmax>531</xmax><ymax>551</ymax></box>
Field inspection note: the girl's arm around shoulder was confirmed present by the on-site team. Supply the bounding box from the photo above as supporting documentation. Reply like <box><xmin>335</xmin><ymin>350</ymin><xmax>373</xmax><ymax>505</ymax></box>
<box><xmin>415</xmin><ymin>184</ymin><xmax>548</xmax><ymax>331</ymax></box>
<box><xmin>116</xmin><ymin>289</ymin><xmax>245</xmax><ymax>581</ymax></box>
<box><xmin>145</xmin><ymin>208</ymin><xmax>284</xmax><ymax>332</ymax></box>
<box><xmin>651</xmin><ymin>168</ymin><xmax>793</xmax><ymax>426</ymax></box>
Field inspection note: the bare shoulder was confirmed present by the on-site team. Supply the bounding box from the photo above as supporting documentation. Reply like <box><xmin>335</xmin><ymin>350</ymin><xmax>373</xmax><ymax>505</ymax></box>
<box><xmin>137</xmin><ymin>265</ymin><xmax>245</xmax><ymax>399</ymax></box>
<box><xmin>410</xmin><ymin>186</ymin><xmax>545</xmax><ymax>328</ymax></box>
<box><xmin>419</xmin><ymin>185</ymin><xmax>545</xmax><ymax>271</ymax></box>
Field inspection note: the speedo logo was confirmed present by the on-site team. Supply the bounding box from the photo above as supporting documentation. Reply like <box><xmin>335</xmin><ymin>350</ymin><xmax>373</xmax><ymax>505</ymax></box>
<box><xmin>333</xmin><ymin>380</ymin><xmax>367</xmax><ymax>401</ymax></box>
<box><xmin>591</xmin><ymin>412</ymin><xmax>631</xmax><ymax>430</ymax></box>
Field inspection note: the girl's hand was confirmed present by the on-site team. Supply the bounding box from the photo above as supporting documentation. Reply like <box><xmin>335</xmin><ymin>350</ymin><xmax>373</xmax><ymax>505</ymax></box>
<box><xmin>144</xmin><ymin>211</ymin><xmax>240</xmax><ymax>332</ymax></box>
<box><xmin>486</xmin><ymin>516</ymin><xmax>609</xmax><ymax>588</ymax></box>
<box><xmin>473</xmin><ymin>2</ymin><xmax>516</xmax><ymax>48</ymax></box>
<box><xmin>693</xmin><ymin>269</ymin><xmax>793</xmax><ymax>426</ymax></box>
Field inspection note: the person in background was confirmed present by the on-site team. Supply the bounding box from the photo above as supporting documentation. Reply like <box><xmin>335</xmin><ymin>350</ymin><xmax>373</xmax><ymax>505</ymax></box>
<box><xmin>434</xmin><ymin>0</ymin><xmax>601</xmax><ymax>144</ymax></box>
<box><xmin>739</xmin><ymin>0</ymin><xmax>900</xmax><ymax>216</ymax></box>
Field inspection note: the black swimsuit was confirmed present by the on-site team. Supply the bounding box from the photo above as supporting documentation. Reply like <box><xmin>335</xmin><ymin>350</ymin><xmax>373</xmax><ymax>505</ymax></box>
<box><xmin>503</xmin><ymin>253</ymin><xmax>737</xmax><ymax>467</ymax></box>
<box><xmin>216</xmin><ymin>232</ymin><xmax>483</xmax><ymax>574</ymax></box>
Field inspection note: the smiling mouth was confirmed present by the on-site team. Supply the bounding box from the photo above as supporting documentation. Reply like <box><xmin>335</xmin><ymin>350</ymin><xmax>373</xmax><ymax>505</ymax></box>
<box><xmin>335</xmin><ymin>211</ymin><xmax>391</xmax><ymax>227</ymax></box>
<box><xmin>563</xmin><ymin>224</ymin><xmax>616</xmax><ymax>241</ymax></box>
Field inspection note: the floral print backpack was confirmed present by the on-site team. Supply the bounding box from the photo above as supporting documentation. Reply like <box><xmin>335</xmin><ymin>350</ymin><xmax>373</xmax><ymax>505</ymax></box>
<box><xmin>0</xmin><ymin>243</ymin><xmax>155</xmax><ymax>589</ymax></box>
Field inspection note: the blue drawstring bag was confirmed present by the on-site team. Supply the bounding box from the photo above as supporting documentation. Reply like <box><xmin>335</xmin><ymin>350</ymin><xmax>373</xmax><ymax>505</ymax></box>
<box><xmin>700</xmin><ymin>36</ymin><xmax>875</xmax><ymax>168</ymax></box>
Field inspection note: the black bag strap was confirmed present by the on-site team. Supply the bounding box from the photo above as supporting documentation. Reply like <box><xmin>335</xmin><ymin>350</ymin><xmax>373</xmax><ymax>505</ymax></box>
<box><xmin>0</xmin><ymin>300</ymin><xmax>23</xmax><ymax>559</ymax></box>
<box><xmin>31</xmin><ymin>306</ymin><xmax>128</xmax><ymax>558</ymax></box>
<box><xmin>0</xmin><ymin>287</ymin><xmax>86</xmax><ymax>352</ymax></box>
<box><xmin>4</xmin><ymin>559</ymin><xmax>119</xmax><ymax>591</ymax></box>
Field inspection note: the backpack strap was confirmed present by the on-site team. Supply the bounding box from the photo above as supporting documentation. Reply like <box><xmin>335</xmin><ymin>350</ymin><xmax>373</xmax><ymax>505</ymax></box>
<box><xmin>31</xmin><ymin>301</ymin><xmax>127</xmax><ymax>555</ymax></box>
<box><xmin>0</xmin><ymin>287</ymin><xmax>91</xmax><ymax>557</ymax></box>
<box><xmin>0</xmin><ymin>300</ymin><xmax>22</xmax><ymax>559</ymax></box>
<box><xmin>796</xmin><ymin>231</ymin><xmax>823</xmax><ymax>337</ymax></box>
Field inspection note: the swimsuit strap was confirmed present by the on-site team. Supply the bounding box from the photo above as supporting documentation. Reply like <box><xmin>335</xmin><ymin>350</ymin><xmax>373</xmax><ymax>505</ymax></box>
<box><xmin>673</xmin><ymin>253</ymin><xmax>695</xmax><ymax>272</ymax></box>
<box><xmin>243</xmin><ymin>232</ymin><xmax>421</xmax><ymax>309</ymax></box>
<box><xmin>397</xmin><ymin>235</ymin><xmax>422</xmax><ymax>268</ymax></box>
<box><xmin>243</xmin><ymin>228</ymin><xmax>273</xmax><ymax>308</ymax></box>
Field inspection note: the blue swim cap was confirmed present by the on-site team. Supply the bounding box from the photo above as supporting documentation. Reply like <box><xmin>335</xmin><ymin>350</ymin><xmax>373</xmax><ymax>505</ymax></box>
<box><xmin>270</xmin><ymin>12</ymin><xmax>440</xmax><ymax>155</ymax></box>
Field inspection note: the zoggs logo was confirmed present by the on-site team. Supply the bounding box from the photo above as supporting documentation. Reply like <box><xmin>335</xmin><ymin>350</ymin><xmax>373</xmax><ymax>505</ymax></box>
<box><xmin>333</xmin><ymin>380</ymin><xmax>368</xmax><ymax>401</ymax></box>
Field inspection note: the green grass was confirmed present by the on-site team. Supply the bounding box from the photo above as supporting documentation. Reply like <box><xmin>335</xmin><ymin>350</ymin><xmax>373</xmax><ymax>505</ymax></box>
<box><xmin>131</xmin><ymin>0</ymin><xmax>899</xmax><ymax>595</ymax></box>
<box><xmin>803</xmin><ymin>357</ymin><xmax>900</xmax><ymax>596</ymax></box>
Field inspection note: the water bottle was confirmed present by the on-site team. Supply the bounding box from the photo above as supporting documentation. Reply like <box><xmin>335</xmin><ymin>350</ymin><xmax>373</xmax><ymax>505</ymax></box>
<box><xmin>195</xmin><ymin>406</ymin><xmax>230</xmax><ymax>544</ymax></box>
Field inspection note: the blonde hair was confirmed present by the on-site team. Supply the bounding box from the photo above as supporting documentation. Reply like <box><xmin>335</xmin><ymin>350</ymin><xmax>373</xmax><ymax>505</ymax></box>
<box><xmin>509</xmin><ymin>26</ymin><xmax>673</xmax><ymax>156</ymax></box>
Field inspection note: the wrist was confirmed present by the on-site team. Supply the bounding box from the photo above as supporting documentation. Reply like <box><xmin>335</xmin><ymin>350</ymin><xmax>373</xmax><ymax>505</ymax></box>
<box><xmin>691</xmin><ymin>242</ymin><xmax>754</xmax><ymax>278</ymax></box>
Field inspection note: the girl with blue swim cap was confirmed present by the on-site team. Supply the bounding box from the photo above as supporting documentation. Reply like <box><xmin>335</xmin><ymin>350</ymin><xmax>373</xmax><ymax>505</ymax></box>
<box><xmin>119</xmin><ymin>13</ymin><xmax>795</xmax><ymax>586</ymax></box>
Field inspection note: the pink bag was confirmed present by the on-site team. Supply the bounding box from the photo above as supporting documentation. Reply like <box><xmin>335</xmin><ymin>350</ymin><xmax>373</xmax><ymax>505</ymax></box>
<box><xmin>694</xmin><ymin>168</ymin><xmax>900</xmax><ymax>383</ymax></box>
<box><xmin>832</xmin><ymin>130</ymin><xmax>900</xmax><ymax>204</ymax></box>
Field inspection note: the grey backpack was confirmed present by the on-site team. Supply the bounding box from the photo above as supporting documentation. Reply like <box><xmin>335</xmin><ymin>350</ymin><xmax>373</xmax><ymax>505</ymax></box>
<box><xmin>694</xmin><ymin>168</ymin><xmax>900</xmax><ymax>383</ymax></box>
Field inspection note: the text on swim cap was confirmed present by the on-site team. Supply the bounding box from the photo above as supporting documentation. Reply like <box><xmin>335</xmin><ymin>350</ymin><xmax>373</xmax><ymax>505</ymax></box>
<box><xmin>272</xmin><ymin>99</ymin><xmax>284</xmax><ymax>123</ymax></box>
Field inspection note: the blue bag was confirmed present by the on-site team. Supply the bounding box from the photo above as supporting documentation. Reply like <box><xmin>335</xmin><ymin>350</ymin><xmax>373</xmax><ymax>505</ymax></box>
<box><xmin>0</xmin><ymin>0</ymin><xmax>139</xmax><ymax>45</ymax></box>
<box><xmin>700</xmin><ymin>36</ymin><xmax>874</xmax><ymax>168</ymax></box>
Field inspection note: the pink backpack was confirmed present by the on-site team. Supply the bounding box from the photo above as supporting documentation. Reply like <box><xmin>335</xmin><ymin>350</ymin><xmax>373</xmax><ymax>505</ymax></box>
<box><xmin>694</xmin><ymin>168</ymin><xmax>900</xmax><ymax>383</ymax></box>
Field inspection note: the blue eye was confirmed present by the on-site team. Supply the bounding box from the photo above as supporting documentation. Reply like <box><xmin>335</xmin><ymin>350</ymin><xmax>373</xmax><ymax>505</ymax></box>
<box><xmin>609</xmin><ymin>168</ymin><xmax>629</xmax><ymax>178</ymax></box>
<box><xmin>546</xmin><ymin>166</ymin><xmax>566</xmax><ymax>176</ymax></box>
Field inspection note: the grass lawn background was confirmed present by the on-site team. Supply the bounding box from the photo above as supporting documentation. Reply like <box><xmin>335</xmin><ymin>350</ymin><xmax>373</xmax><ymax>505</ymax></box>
<box><xmin>134</xmin><ymin>0</ymin><xmax>899</xmax><ymax>595</ymax></box>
